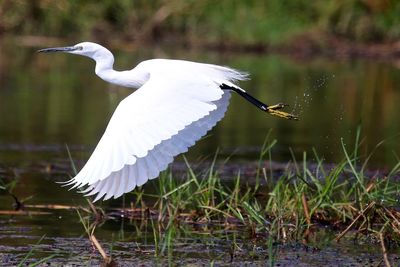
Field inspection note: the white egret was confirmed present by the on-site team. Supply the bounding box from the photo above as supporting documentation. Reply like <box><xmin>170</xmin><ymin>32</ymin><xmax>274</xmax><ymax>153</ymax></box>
<box><xmin>38</xmin><ymin>42</ymin><xmax>297</xmax><ymax>201</ymax></box>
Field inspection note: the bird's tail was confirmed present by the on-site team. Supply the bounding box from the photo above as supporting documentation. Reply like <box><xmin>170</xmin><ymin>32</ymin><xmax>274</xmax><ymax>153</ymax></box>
<box><xmin>208</xmin><ymin>64</ymin><xmax>250</xmax><ymax>83</ymax></box>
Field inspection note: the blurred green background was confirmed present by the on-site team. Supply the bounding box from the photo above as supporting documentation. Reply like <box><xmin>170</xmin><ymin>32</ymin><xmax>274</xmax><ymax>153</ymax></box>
<box><xmin>1</xmin><ymin>0</ymin><xmax>399</xmax><ymax>46</ymax></box>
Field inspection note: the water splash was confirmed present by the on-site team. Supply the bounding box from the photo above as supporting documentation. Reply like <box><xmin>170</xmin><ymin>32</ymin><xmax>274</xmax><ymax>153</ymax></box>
<box><xmin>292</xmin><ymin>74</ymin><xmax>335</xmax><ymax>116</ymax></box>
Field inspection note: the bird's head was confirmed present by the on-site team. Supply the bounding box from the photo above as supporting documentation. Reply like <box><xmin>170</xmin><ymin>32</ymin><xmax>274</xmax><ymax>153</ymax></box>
<box><xmin>38</xmin><ymin>42</ymin><xmax>108</xmax><ymax>59</ymax></box>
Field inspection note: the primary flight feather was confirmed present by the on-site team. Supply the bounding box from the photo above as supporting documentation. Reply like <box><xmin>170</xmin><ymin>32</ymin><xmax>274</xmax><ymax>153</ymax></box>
<box><xmin>38</xmin><ymin>42</ymin><xmax>297</xmax><ymax>201</ymax></box>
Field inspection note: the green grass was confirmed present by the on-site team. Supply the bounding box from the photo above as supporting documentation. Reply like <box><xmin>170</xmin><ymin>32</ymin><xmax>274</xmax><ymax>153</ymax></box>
<box><xmin>3</xmin><ymin>130</ymin><xmax>399</xmax><ymax>265</ymax></box>
<box><xmin>65</xmin><ymin>129</ymin><xmax>398</xmax><ymax>266</ymax></box>
<box><xmin>17</xmin><ymin>235</ymin><xmax>59</xmax><ymax>267</ymax></box>
<box><xmin>113</xmin><ymin>129</ymin><xmax>400</xmax><ymax>254</ymax></box>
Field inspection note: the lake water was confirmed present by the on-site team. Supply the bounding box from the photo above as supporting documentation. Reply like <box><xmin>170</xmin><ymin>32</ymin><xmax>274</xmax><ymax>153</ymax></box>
<box><xmin>0</xmin><ymin>40</ymin><xmax>400</xmax><ymax>265</ymax></box>
<box><xmin>1</xmin><ymin>41</ymin><xmax>400</xmax><ymax>169</ymax></box>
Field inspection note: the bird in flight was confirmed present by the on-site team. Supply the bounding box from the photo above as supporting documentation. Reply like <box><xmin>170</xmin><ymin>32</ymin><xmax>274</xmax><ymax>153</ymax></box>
<box><xmin>38</xmin><ymin>42</ymin><xmax>297</xmax><ymax>201</ymax></box>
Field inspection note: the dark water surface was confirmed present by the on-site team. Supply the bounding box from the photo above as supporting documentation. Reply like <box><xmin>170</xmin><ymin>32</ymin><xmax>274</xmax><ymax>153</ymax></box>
<box><xmin>1</xmin><ymin>40</ymin><xmax>400</xmax><ymax>265</ymax></box>
<box><xmin>1</xmin><ymin>40</ymin><xmax>400</xmax><ymax>167</ymax></box>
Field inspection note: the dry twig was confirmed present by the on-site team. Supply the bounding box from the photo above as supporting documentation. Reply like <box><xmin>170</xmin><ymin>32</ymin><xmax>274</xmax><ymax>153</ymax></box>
<box><xmin>90</xmin><ymin>234</ymin><xmax>117</xmax><ymax>267</ymax></box>
<box><xmin>301</xmin><ymin>193</ymin><xmax>311</xmax><ymax>226</ymax></box>
<box><xmin>379</xmin><ymin>232</ymin><xmax>391</xmax><ymax>267</ymax></box>
<box><xmin>336</xmin><ymin>201</ymin><xmax>375</xmax><ymax>242</ymax></box>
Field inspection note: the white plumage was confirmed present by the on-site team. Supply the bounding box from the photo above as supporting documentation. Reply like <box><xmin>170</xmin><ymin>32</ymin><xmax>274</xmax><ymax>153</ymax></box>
<box><xmin>38</xmin><ymin>42</ymin><xmax>296</xmax><ymax>201</ymax></box>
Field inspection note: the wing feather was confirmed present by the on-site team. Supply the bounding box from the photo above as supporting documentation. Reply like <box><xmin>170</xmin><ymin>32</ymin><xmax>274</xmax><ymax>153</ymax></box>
<box><xmin>69</xmin><ymin>61</ymin><xmax>242</xmax><ymax>200</ymax></box>
<box><xmin>83</xmin><ymin>92</ymin><xmax>231</xmax><ymax>200</ymax></box>
<box><xmin>136</xmin><ymin>160</ymin><xmax>148</xmax><ymax>186</ymax></box>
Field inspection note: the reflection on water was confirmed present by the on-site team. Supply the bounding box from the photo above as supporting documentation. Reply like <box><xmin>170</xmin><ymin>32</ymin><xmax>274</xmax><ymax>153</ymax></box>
<box><xmin>0</xmin><ymin>41</ymin><xmax>399</xmax><ymax>168</ymax></box>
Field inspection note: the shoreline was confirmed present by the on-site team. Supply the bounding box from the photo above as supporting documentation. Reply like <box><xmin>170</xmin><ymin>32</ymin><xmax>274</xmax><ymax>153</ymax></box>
<box><xmin>5</xmin><ymin>33</ymin><xmax>400</xmax><ymax>62</ymax></box>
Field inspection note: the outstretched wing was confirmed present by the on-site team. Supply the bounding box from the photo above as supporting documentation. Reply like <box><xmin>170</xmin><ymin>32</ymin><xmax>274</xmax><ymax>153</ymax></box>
<box><xmin>68</xmin><ymin>64</ymin><xmax>242</xmax><ymax>201</ymax></box>
<box><xmin>84</xmin><ymin>92</ymin><xmax>231</xmax><ymax>201</ymax></box>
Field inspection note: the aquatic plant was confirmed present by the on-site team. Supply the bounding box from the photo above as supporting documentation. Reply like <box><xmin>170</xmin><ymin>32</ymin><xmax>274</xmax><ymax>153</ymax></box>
<box><xmin>73</xmin><ymin>129</ymin><xmax>400</xmax><ymax>265</ymax></box>
<box><xmin>3</xmin><ymin>131</ymin><xmax>399</xmax><ymax>265</ymax></box>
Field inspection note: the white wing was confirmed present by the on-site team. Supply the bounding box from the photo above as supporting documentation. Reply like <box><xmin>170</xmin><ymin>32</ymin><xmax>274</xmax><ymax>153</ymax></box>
<box><xmin>68</xmin><ymin>61</ymin><xmax>245</xmax><ymax>201</ymax></box>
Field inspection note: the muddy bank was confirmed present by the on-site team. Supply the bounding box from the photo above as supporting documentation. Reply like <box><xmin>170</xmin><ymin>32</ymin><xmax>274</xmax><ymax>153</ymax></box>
<box><xmin>8</xmin><ymin>33</ymin><xmax>400</xmax><ymax>64</ymax></box>
<box><xmin>195</xmin><ymin>34</ymin><xmax>400</xmax><ymax>61</ymax></box>
<box><xmin>1</xmin><ymin>219</ymin><xmax>399</xmax><ymax>266</ymax></box>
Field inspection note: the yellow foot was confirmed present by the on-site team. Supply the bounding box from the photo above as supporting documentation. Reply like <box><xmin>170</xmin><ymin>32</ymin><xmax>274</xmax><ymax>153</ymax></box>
<box><xmin>266</xmin><ymin>103</ymin><xmax>298</xmax><ymax>120</ymax></box>
<box><xmin>267</xmin><ymin>103</ymin><xmax>287</xmax><ymax>110</ymax></box>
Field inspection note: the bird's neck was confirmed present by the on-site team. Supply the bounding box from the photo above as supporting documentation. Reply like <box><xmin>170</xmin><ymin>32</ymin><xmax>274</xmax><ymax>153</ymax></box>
<box><xmin>92</xmin><ymin>50</ymin><xmax>118</xmax><ymax>83</ymax></box>
<box><xmin>92</xmin><ymin>49</ymin><xmax>145</xmax><ymax>88</ymax></box>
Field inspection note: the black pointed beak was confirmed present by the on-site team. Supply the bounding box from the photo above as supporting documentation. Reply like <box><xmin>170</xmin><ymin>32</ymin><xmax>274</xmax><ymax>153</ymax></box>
<box><xmin>37</xmin><ymin>46</ymin><xmax>78</xmax><ymax>53</ymax></box>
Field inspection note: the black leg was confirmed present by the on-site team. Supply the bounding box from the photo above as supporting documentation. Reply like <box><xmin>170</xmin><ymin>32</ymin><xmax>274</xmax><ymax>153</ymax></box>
<box><xmin>220</xmin><ymin>83</ymin><xmax>298</xmax><ymax>120</ymax></box>
<box><xmin>220</xmin><ymin>83</ymin><xmax>269</xmax><ymax>111</ymax></box>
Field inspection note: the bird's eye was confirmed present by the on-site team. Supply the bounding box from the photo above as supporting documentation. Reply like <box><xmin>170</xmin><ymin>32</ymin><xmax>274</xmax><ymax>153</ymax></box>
<box><xmin>75</xmin><ymin>46</ymin><xmax>83</xmax><ymax>51</ymax></box>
